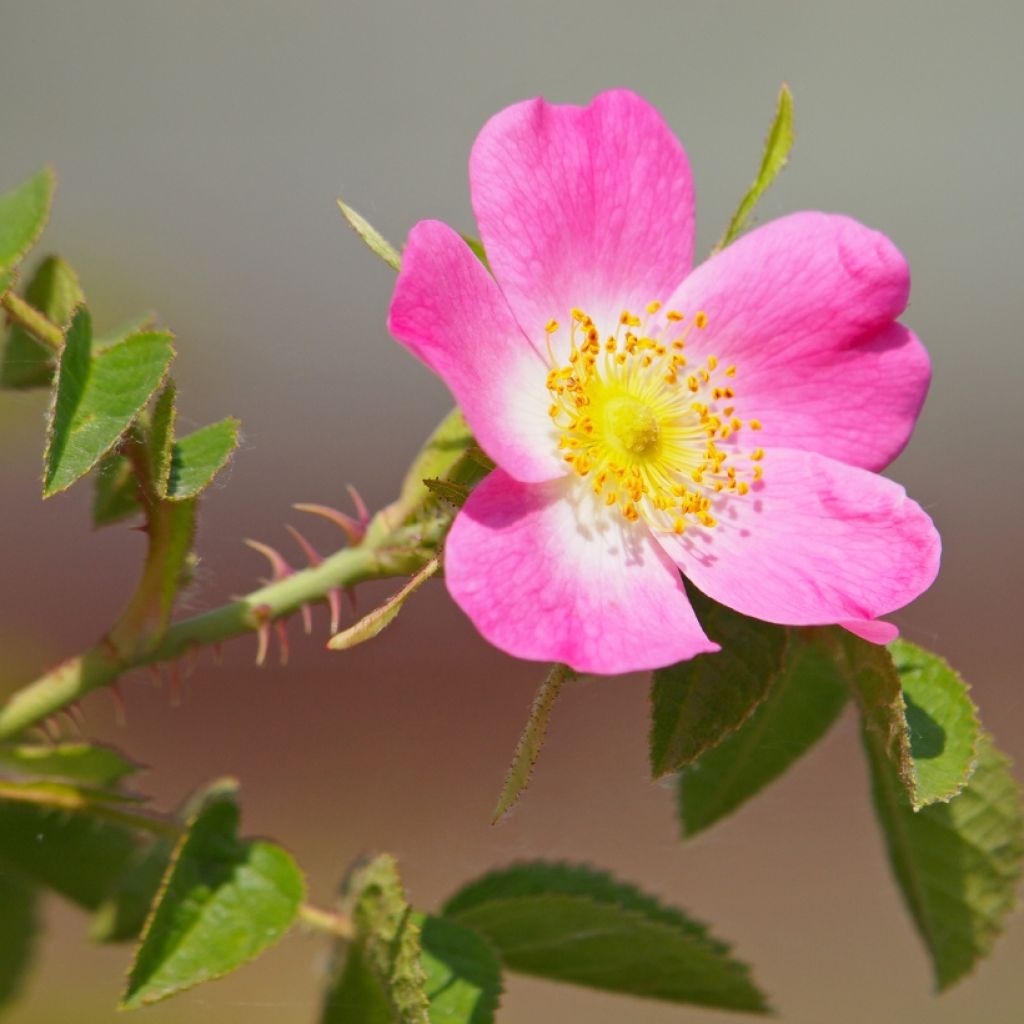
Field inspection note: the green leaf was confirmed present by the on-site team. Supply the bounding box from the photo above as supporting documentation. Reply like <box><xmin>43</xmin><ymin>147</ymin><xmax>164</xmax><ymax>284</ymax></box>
<box><xmin>416</xmin><ymin>914</ymin><xmax>502</xmax><ymax>1024</ymax></box>
<box><xmin>0</xmin><ymin>741</ymin><xmax>140</xmax><ymax>788</ymax></box>
<box><xmin>678</xmin><ymin>627</ymin><xmax>849</xmax><ymax>836</ymax></box>
<box><xmin>328</xmin><ymin>555</ymin><xmax>441</xmax><ymax>651</ymax></box>
<box><xmin>43</xmin><ymin>310</ymin><xmax>175</xmax><ymax>497</ymax></box>
<box><xmin>716</xmin><ymin>83</ymin><xmax>794</xmax><ymax>251</ymax></box>
<box><xmin>867</xmin><ymin>730</ymin><xmax>1023</xmax><ymax>989</ymax></box>
<box><xmin>1</xmin><ymin>255</ymin><xmax>84</xmax><ymax>389</ymax></box>
<box><xmin>92</xmin><ymin>839</ymin><xmax>174</xmax><ymax>943</ymax></box>
<box><xmin>92</xmin><ymin>451</ymin><xmax>143</xmax><ymax>526</ymax></box>
<box><xmin>148</xmin><ymin>382</ymin><xmax>177</xmax><ymax>495</ymax></box>
<box><xmin>122</xmin><ymin>783</ymin><xmax>305</xmax><ymax>1008</ymax></box>
<box><xmin>338</xmin><ymin>199</ymin><xmax>402</xmax><ymax>272</ymax></box>
<box><xmin>340</xmin><ymin>854</ymin><xmax>430</xmax><ymax>1024</ymax></box>
<box><xmin>0</xmin><ymin>167</ymin><xmax>55</xmax><ymax>272</ymax></box>
<box><xmin>323</xmin><ymin>941</ymin><xmax>397</xmax><ymax>1024</ymax></box>
<box><xmin>890</xmin><ymin>639</ymin><xmax>981</xmax><ymax>806</ymax></box>
<box><xmin>0</xmin><ymin>267</ymin><xmax>14</xmax><ymax>300</ymax></box>
<box><xmin>394</xmin><ymin>409</ymin><xmax>475</xmax><ymax>521</ymax></box>
<box><xmin>492</xmin><ymin>664</ymin><xmax>573</xmax><ymax>823</ymax></box>
<box><xmin>0</xmin><ymin>797</ymin><xmax>138</xmax><ymax>908</ymax></box>
<box><xmin>0</xmin><ymin>872</ymin><xmax>38</xmax><ymax>1010</ymax></box>
<box><xmin>832</xmin><ymin>629</ymin><xmax>917</xmax><ymax>798</ymax></box>
<box><xmin>163</xmin><ymin>416</ymin><xmax>240</xmax><ymax>500</ymax></box>
<box><xmin>443</xmin><ymin>862</ymin><xmax>768</xmax><ymax>1013</ymax></box>
<box><xmin>650</xmin><ymin>594</ymin><xmax>788</xmax><ymax>778</ymax></box>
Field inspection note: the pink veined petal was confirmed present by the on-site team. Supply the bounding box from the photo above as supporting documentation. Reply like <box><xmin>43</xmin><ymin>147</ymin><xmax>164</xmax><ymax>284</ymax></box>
<box><xmin>840</xmin><ymin>619</ymin><xmax>900</xmax><ymax>644</ymax></box>
<box><xmin>657</xmin><ymin>448</ymin><xmax>940</xmax><ymax>628</ymax></box>
<box><xmin>664</xmin><ymin>213</ymin><xmax>929</xmax><ymax>471</ymax></box>
<box><xmin>388</xmin><ymin>220</ymin><xmax>562</xmax><ymax>483</ymax></box>
<box><xmin>470</xmin><ymin>88</ymin><xmax>695</xmax><ymax>339</ymax></box>
<box><xmin>445</xmin><ymin>469</ymin><xmax>718</xmax><ymax>675</ymax></box>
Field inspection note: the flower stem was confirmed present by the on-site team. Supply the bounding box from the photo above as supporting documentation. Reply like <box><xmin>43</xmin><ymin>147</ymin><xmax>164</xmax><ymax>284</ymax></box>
<box><xmin>1</xmin><ymin>291</ymin><xmax>63</xmax><ymax>349</ymax></box>
<box><xmin>0</xmin><ymin>523</ymin><xmax>434</xmax><ymax>741</ymax></box>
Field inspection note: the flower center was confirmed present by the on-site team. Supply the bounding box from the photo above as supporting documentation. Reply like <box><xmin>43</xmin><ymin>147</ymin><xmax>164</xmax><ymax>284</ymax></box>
<box><xmin>544</xmin><ymin>304</ymin><xmax>764</xmax><ymax>532</ymax></box>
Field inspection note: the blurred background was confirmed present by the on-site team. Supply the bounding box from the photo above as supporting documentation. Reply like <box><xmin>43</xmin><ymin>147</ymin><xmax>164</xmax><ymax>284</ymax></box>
<box><xmin>1</xmin><ymin>2</ymin><xmax>1022</xmax><ymax>1021</ymax></box>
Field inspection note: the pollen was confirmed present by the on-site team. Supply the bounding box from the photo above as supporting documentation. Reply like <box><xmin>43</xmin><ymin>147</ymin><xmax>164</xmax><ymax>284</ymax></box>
<box><xmin>545</xmin><ymin>303</ymin><xmax>764</xmax><ymax>532</ymax></box>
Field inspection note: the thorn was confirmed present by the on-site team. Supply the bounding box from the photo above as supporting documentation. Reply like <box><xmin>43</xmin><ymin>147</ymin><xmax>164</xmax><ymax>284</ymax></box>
<box><xmin>346</xmin><ymin>484</ymin><xmax>370</xmax><ymax>525</ymax></box>
<box><xmin>254</xmin><ymin>604</ymin><xmax>273</xmax><ymax>667</ymax></box>
<box><xmin>58</xmin><ymin>709</ymin><xmax>81</xmax><ymax>737</ymax></box>
<box><xmin>148</xmin><ymin>664</ymin><xmax>163</xmax><ymax>687</ymax></box>
<box><xmin>169</xmin><ymin>661</ymin><xmax>183</xmax><ymax>707</ymax></box>
<box><xmin>183</xmin><ymin>644</ymin><xmax>199</xmax><ymax>679</ymax></box>
<box><xmin>43</xmin><ymin>717</ymin><xmax>61</xmax><ymax>742</ymax></box>
<box><xmin>293</xmin><ymin>503</ymin><xmax>364</xmax><ymax>546</ymax></box>
<box><xmin>300</xmin><ymin>602</ymin><xmax>313</xmax><ymax>635</ymax></box>
<box><xmin>212</xmin><ymin>642</ymin><xmax>224</xmax><ymax>666</ymax></box>
<box><xmin>285</xmin><ymin>524</ymin><xmax>322</xmax><ymax>566</ymax></box>
<box><xmin>109</xmin><ymin>683</ymin><xmax>127</xmax><ymax>726</ymax></box>
<box><xmin>275</xmin><ymin>619</ymin><xmax>290</xmax><ymax>666</ymax></box>
<box><xmin>243</xmin><ymin>539</ymin><xmax>293</xmax><ymax>581</ymax></box>
<box><xmin>68</xmin><ymin>703</ymin><xmax>87</xmax><ymax>731</ymax></box>
<box><xmin>327</xmin><ymin>588</ymin><xmax>342</xmax><ymax>635</ymax></box>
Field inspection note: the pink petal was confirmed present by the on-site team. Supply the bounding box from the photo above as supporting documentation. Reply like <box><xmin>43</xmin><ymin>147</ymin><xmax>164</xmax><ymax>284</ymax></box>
<box><xmin>445</xmin><ymin>469</ymin><xmax>718</xmax><ymax>675</ymax></box>
<box><xmin>470</xmin><ymin>89</ymin><xmax>695</xmax><ymax>338</ymax></box>
<box><xmin>664</xmin><ymin>213</ymin><xmax>929</xmax><ymax>471</ymax></box>
<box><xmin>388</xmin><ymin>220</ymin><xmax>562</xmax><ymax>483</ymax></box>
<box><xmin>840</xmin><ymin>619</ymin><xmax>900</xmax><ymax>644</ymax></box>
<box><xmin>658</xmin><ymin>448</ymin><xmax>940</xmax><ymax>628</ymax></box>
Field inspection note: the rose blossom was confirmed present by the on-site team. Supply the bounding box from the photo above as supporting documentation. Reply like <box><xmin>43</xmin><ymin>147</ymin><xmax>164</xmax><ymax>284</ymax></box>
<box><xmin>388</xmin><ymin>89</ymin><xmax>939</xmax><ymax>674</ymax></box>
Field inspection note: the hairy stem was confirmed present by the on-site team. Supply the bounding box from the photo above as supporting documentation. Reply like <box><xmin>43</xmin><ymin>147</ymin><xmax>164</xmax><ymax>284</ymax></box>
<box><xmin>0</xmin><ymin>522</ymin><xmax>435</xmax><ymax>741</ymax></box>
<box><xmin>1</xmin><ymin>290</ymin><xmax>63</xmax><ymax>349</ymax></box>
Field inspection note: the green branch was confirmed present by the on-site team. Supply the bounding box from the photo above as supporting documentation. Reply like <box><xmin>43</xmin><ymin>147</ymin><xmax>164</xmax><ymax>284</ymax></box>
<box><xmin>0</xmin><ymin>520</ymin><xmax>435</xmax><ymax>741</ymax></box>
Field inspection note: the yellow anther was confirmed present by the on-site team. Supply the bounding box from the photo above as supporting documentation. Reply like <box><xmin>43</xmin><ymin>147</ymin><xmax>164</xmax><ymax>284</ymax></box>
<box><xmin>707</xmin><ymin>355</ymin><xmax>718</xmax><ymax>370</ymax></box>
<box><xmin>694</xmin><ymin>311</ymin><xmax>708</xmax><ymax>329</ymax></box>
<box><xmin>725</xmin><ymin>365</ymin><xmax>737</xmax><ymax>377</ymax></box>
<box><xmin>749</xmin><ymin>419</ymin><xmax>763</xmax><ymax>430</ymax></box>
<box><xmin>751</xmin><ymin>447</ymin><xmax>764</xmax><ymax>461</ymax></box>
<box><xmin>646</xmin><ymin>300</ymin><xmax>662</xmax><ymax>314</ymax></box>
<box><xmin>666</xmin><ymin>310</ymin><xmax>685</xmax><ymax>322</ymax></box>
<box><xmin>545</xmin><ymin>319</ymin><xmax>559</xmax><ymax>334</ymax></box>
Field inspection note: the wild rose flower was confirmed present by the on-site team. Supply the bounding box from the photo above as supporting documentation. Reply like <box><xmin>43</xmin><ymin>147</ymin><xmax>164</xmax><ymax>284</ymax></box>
<box><xmin>388</xmin><ymin>89</ymin><xmax>940</xmax><ymax>675</ymax></box>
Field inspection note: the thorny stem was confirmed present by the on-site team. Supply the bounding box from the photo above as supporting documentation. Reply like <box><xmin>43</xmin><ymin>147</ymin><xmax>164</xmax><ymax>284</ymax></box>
<box><xmin>1</xmin><ymin>290</ymin><xmax>63</xmax><ymax>349</ymax></box>
<box><xmin>0</xmin><ymin>518</ymin><xmax>437</xmax><ymax>741</ymax></box>
<box><xmin>0</xmin><ymin>779</ymin><xmax>355</xmax><ymax>939</ymax></box>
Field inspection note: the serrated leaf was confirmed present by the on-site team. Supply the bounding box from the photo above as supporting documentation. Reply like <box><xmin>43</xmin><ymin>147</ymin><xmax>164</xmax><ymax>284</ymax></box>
<box><xmin>716</xmin><ymin>83</ymin><xmax>794</xmax><ymax>251</ymax></box>
<box><xmin>678</xmin><ymin>627</ymin><xmax>849</xmax><ymax>836</ymax></box>
<box><xmin>92</xmin><ymin>839</ymin><xmax>174</xmax><ymax>943</ymax></box>
<box><xmin>0</xmin><ymin>797</ymin><xmax>138</xmax><ymax>908</ymax></box>
<box><xmin>162</xmin><ymin>416</ymin><xmax>239</xmax><ymax>499</ymax></box>
<box><xmin>148</xmin><ymin>382</ymin><xmax>176</xmax><ymax>495</ymax></box>
<box><xmin>416</xmin><ymin>913</ymin><xmax>502</xmax><ymax>1024</ymax></box>
<box><xmin>92</xmin><ymin>451</ymin><xmax>142</xmax><ymax>526</ymax></box>
<box><xmin>650</xmin><ymin>594</ymin><xmax>788</xmax><ymax>778</ymax></box>
<box><xmin>1</xmin><ymin>255</ymin><xmax>84</xmax><ymax>389</ymax></box>
<box><xmin>0</xmin><ymin>267</ymin><xmax>13</xmax><ymax>299</ymax></box>
<box><xmin>890</xmin><ymin>639</ymin><xmax>981</xmax><ymax>806</ymax></box>
<box><xmin>0</xmin><ymin>741</ymin><xmax>140</xmax><ymax>788</ymax></box>
<box><xmin>338</xmin><ymin>199</ymin><xmax>401</xmax><ymax>271</ymax></box>
<box><xmin>122</xmin><ymin>785</ymin><xmax>305</xmax><ymax>1008</ymax></box>
<box><xmin>322</xmin><ymin>856</ymin><xmax>430</xmax><ymax>1024</ymax></box>
<box><xmin>0</xmin><ymin>167</ymin><xmax>54</xmax><ymax>272</ymax></box>
<box><xmin>44</xmin><ymin>311</ymin><xmax>175</xmax><ymax>496</ymax></box>
<box><xmin>492</xmin><ymin>664</ymin><xmax>573</xmax><ymax>823</ymax></box>
<box><xmin>0</xmin><ymin>872</ymin><xmax>38</xmax><ymax>1010</ymax></box>
<box><xmin>328</xmin><ymin>555</ymin><xmax>441</xmax><ymax>651</ymax></box>
<box><xmin>867</xmin><ymin>730</ymin><xmax>1023</xmax><ymax>989</ymax></box>
<box><xmin>443</xmin><ymin>862</ymin><xmax>767</xmax><ymax>1013</ymax></box>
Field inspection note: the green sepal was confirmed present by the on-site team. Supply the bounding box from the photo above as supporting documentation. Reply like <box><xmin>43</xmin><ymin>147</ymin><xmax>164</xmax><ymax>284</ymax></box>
<box><xmin>678</xmin><ymin>626</ymin><xmax>848</xmax><ymax>836</ymax></box>
<box><xmin>443</xmin><ymin>862</ymin><xmax>768</xmax><ymax>1013</ymax></box>
<box><xmin>121</xmin><ymin>780</ymin><xmax>306</xmax><ymax>1008</ymax></box>
<box><xmin>338</xmin><ymin>199</ymin><xmax>401</xmax><ymax>271</ymax></box>
<box><xmin>715</xmin><ymin>83</ymin><xmax>794</xmax><ymax>251</ymax></box>
<box><xmin>0</xmin><ymin>167</ymin><xmax>55</xmax><ymax>272</ymax></box>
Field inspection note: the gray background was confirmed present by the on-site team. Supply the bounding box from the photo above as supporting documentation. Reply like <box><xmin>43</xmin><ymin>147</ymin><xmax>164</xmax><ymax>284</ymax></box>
<box><xmin>1</xmin><ymin>2</ymin><xmax>1022</xmax><ymax>1021</ymax></box>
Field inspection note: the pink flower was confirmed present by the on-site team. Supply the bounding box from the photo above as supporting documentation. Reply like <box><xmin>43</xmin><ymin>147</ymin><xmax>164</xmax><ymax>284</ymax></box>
<box><xmin>388</xmin><ymin>89</ymin><xmax>940</xmax><ymax>675</ymax></box>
